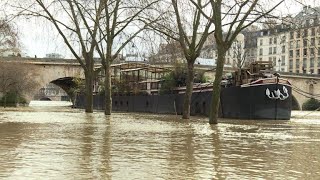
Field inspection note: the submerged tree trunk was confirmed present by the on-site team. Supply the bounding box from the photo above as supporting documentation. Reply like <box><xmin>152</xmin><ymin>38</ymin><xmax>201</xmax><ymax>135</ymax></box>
<box><xmin>182</xmin><ymin>62</ymin><xmax>195</xmax><ymax>119</ymax></box>
<box><xmin>4</xmin><ymin>94</ymin><xmax>7</xmax><ymax>108</ymax></box>
<box><xmin>209</xmin><ymin>46</ymin><xmax>227</xmax><ymax>124</ymax></box>
<box><xmin>104</xmin><ymin>59</ymin><xmax>112</xmax><ymax>115</ymax></box>
<box><xmin>84</xmin><ymin>71</ymin><xmax>94</xmax><ymax>113</ymax></box>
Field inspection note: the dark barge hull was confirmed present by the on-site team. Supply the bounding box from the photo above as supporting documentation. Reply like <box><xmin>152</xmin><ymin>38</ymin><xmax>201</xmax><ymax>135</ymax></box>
<box><xmin>75</xmin><ymin>84</ymin><xmax>292</xmax><ymax>120</ymax></box>
<box><xmin>220</xmin><ymin>83</ymin><xmax>292</xmax><ymax>120</ymax></box>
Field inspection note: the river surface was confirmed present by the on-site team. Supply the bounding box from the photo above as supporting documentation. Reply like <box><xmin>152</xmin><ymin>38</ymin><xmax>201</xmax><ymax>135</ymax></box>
<box><xmin>0</xmin><ymin>101</ymin><xmax>320</xmax><ymax>179</ymax></box>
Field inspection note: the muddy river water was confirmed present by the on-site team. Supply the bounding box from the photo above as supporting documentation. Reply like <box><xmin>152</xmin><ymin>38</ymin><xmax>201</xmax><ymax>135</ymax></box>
<box><xmin>0</xmin><ymin>101</ymin><xmax>319</xmax><ymax>179</ymax></box>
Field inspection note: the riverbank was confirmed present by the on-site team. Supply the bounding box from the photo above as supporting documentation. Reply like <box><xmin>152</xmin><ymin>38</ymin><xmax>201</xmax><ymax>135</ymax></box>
<box><xmin>291</xmin><ymin>110</ymin><xmax>320</xmax><ymax>119</ymax></box>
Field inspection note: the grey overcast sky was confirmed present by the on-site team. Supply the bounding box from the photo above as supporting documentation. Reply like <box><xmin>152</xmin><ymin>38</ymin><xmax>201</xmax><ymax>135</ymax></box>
<box><xmin>15</xmin><ymin>0</ymin><xmax>320</xmax><ymax>58</ymax></box>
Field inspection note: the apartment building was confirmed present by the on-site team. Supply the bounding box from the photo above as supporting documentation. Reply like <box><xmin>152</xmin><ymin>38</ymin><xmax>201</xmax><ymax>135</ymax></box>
<box><xmin>287</xmin><ymin>6</ymin><xmax>320</xmax><ymax>74</ymax></box>
<box><xmin>256</xmin><ymin>27</ymin><xmax>289</xmax><ymax>72</ymax></box>
<box><xmin>256</xmin><ymin>6</ymin><xmax>320</xmax><ymax>74</ymax></box>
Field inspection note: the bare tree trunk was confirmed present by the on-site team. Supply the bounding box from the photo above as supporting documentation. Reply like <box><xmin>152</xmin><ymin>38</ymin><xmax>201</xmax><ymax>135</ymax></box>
<box><xmin>182</xmin><ymin>62</ymin><xmax>195</xmax><ymax>119</ymax></box>
<box><xmin>84</xmin><ymin>71</ymin><xmax>93</xmax><ymax>113</ymax></box>
<box><xmin>4</xmin><ymin>94</ymin><xmax>7</xmax><ymax>108</ymax></box>
<box><xmin>104</xmin><ymin>59</ymin><xmax>112</xmax><ymax>115</ymax></box>
<box><xmin>209</xmin><ymin>46</ymin><xmax>227</xmax><ymax>124</ymax></box>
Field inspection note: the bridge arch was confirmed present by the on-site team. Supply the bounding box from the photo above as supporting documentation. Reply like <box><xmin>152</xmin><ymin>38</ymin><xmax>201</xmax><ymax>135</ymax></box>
<box><xmin>39</xmin><ymin>97</ymin><xmax>52</xmax><ymax>101</ymax></box>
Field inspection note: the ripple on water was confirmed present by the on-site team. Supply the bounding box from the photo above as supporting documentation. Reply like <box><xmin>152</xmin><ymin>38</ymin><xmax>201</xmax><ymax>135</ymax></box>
<box><xmin>0</xmin><ymin>109</ymin><xmax>320</xmax><ymax>179</ymax></box>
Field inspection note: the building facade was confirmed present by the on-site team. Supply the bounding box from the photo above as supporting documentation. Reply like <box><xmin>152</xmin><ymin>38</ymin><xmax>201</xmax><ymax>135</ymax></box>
<box><xmin>256</xmin><ymin>27</ymin><xmax>289</xmax><ymax>72</ymax></box>
<box><xmin>257</xmin><ymin>6</ymin><xmax>320</xmax><ymax>74</ymax></box>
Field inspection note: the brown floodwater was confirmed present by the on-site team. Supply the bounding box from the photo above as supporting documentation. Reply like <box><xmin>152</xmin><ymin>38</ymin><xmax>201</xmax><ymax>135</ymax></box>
<box><xmin>0</xmin><ymin>101</ymin><xmax>319</xmax><ymax>179</ymax></box>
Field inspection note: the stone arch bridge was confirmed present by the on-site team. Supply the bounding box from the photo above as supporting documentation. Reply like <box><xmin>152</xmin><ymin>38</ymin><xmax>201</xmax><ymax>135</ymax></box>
<box><xmin>0</xmin><ymin>57</ymin><xmax>89</xmax><ymax>102</ymax></box>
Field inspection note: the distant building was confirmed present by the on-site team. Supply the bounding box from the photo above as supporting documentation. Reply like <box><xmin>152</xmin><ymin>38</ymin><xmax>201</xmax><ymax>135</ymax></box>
<box><xmin>256</xmin><ymin>25</ymin><xmax>289</xmax><ymax>72</ymax></box>
<box><xmin>151</xmin><ymin>40</ymin><xmax>185</xmax><ymax>64</ymax></box>
<box><xmin>0</xmin><ymin>48</ymin><xmax>21</xmax><ymax>57</ymax></box>
<box><xmin>45</xmin><ymin>53</ymin><xmax>64</xmax><ymax>59</ymax></box>
<box><xmin>125</xmin><ymin>53</ymin><xmax>147</xmax><ymax>62</ymax></box>
<box><xmin>256</xmin><ymin>6</ymin><xmax>320</xmax><ymax>74</ymax></box>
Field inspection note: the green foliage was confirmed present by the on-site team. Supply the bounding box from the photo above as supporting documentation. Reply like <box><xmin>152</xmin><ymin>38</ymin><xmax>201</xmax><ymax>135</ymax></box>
<box><xmin>159</xmin><ymin>73</ymin><xmax>176</xmax><ymax>94</ymax></box>
<box><xmin>70</xmin><ymin>78</ymin><xmax>85</xmax><ymax>94</ymax></box>
<box><xmin>0</xmin><ymin>92</ymin><xmax>27</xmax><ymax>106</ymax></box>
<box><xmin>160</xmin><ymin>63</ymin><xmax>207</xmax><ymax>94</ymax></box>
<box><xmin>302</xmin><ymin>98</ymin><xmax>320</xmax><ymax>111</ymax></box>
<box><xmin>112</xmin><ymin>79</ymin><xmax>132</xmax><ymax>95</ymax></box>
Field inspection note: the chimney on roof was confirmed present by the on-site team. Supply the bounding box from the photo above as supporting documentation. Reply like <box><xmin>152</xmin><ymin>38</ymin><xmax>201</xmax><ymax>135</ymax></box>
<box><xmin>303</xmin><ymin>6</ymin><xmax>308</xmax><ymax>11</ymax></box>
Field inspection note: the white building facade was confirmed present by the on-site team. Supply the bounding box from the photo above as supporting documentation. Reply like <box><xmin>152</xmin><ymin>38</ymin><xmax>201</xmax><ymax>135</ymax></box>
<box><xmin>256</xmin><ymin>28</ymin><xmax>289</xmax><ymax>72</ymax></box>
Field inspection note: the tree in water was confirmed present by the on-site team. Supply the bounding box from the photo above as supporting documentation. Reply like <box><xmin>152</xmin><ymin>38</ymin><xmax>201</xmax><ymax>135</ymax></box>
<box><xmin>148</xmin><ymin>0</ymin><xmax>213</xmax><ymax>119</ymax></box>
<box><xmin>12</xmin><ymin>0</ymin><xmax>105</xmax><ymax>113</ymax></box>
<box><xmin>95</xmin><ymin>0</ymin><xmax>162</xmax><ymax>115</ymax></box>
<box><xmin>190</xmin><ymin>0</ymin><xmax>284</xmax><ymax>124</ymax></box>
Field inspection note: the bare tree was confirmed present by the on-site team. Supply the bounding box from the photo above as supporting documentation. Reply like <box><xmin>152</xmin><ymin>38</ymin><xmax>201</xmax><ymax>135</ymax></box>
<box><xmin>191</xmin><ymin>0</ymin><xmax>284</xmax><ymax>124</ymax></box>
<box><xmin>95</xmin><ymin>0</ymin><xmax>161</xmax><ymax>115</ymax></box>
<box><xmin>148</xmin><ymin>0</ymin><xmax>213</xmax><ymax>119</ymax></box>
<box><xmin>231</xmin><ymin>38</ymin><xmax>248</xmax><ymax>69</ymax></box>
<box><xmin>11</xmin><ymin>0</ymin><xmax>104</xmax><ymax>112</ymax></box>
<box><xmin>0</xmin><ymin>19</ymin><xmax>20</xmax><ymax>56</ymax></box>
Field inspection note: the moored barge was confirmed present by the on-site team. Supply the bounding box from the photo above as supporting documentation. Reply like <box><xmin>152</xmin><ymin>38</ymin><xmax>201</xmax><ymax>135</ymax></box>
<box><xmin>220</xmin><ymin>61</ymin><xmax>292</xmax><ymax>120</ymax></box>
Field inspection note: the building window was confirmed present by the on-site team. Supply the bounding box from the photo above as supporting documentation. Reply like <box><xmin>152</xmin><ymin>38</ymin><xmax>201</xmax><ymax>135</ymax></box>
<box><xmin>273</xmin><ymin>58</ymin><xmax>276</xmax><ymax>65</ymax></box>
<box><xmin>290</xmin><ymin>32</ymin><xmax>294</xmax><ymax>39</ymax></box>
<box><xmin>306</xmin><ymin>20</ymin><xmax>310</xmax><ymax>26</ymax></box>
<box><xmin>282</xmin><ymin>45</ymin><xmax>285</xmax><ymax>53</ymax></box>
<box><xmin>303</xmin><ymin>58</ymin><xmax>307</xmax><ymax>67</ymax></box>
<box><xmin>296</xmin><ymin>49</ymin><xmax>300</xmax><ymax>57</ymax></box>
<box><xmin>318</xmin><ymin>57</ymin><xmax>320</xmax><ymax>66</ymax></box>
<box><xmin>289</xmin><ymin>41</ymin><xmax>293</xmax><ymax>49</ymax></box>
<box><xmin>297</xmin><ymin>30</ymin><xmax>300</xmax><ymax>38</ymax></box>
<box><xmin>259</xmin><ymin>48</ymin><xmax>263</xmax><ymax>56</ymax></box>
<box><xmin>311</xmin><ymin>38</ymin><xmax>315</xmax><ymax>46</ymax></box>
<box><xmin>289</xmin><ymin>59</ymin><xmax>293</xmax><ymax>69</ymax></box>
<box><xmin>303</xmin><ymin>39</ymin><xmax>307</xmax><ymax>46</ymax></box>
<box><xmin>310</xmin><ymin>48</ymin><xmax>315</xmax><ymax>56</ymax></box>
<box><xmin>311</xmin><ymin>57</ymin><xmax>314</xmax><ymax>67</ymax></box>
<box><xmin>310</xmin><ymin>69</ymin><xmax>314</xmax><ymax>74</ymax></box>
<box><xmin>289</xmin><ymin>50</ymin><xmax>293</xmax><ymax>57</ymax></box>
<box><xmin>274</xmin><ymin>37</ymin><xmax>277</xmax><ymax>44</ymax></box>
<box><xmin>273</xmin><ymin>47</ymin><xmax>277</xmax><ymax>54</ymax></box>
<box><xmin>303</xmin><ymin>49</ymin><xmax>307</xmax><ymax>56</ymax></box>
<box><xmin>296</xmin><ymin>40</ymin><xmax>300</xmax><ymax>48</ymax></box>
<box><xmin>269</xmin><ymin>38</ymin><xmax>272</xmax><ymax>45</ymax></box>
<box><xmin>273</xmin><ymin>57</ymin><xmax>277</xmax><ymax>63</ymax></box>
<box><xmin>281</xmin><ymin>36</ymin><xmax>286</xmax><ymax>44</ymax></box>
<box><xmin>296</xmin><ymin>59</ymin><xmax>300</xmax><ymax>68</ymax></box>
<box><xmin>296</xmin><ymin>70</ymin><xmax>300</xmax><ymax>73</ymax></box>
<box><xmin>260</xmin><ymin>39</ymin><xmax>263</xmax><ymax>46</ymax></box>
<box><xmin>304</xmin><ymin>29</ymin><xmax>308</xmax><ymax>37</ymax></box>
<box><xmin>269</xmin><ymin>47</ymin><xmax>272</xmax><ymax>55</ymax></box>
<box><xmin>312</xmin><ymin>28</ymin><xmax>315</xmax><ymax>36</ymax></box>
<box><xmin>281</xmin><ymin>55</ymin><xmax>285</xmax><ymax>65</ymax></box>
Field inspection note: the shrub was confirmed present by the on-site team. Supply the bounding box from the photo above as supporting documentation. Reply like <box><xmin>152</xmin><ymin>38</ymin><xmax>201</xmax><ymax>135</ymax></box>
<box><xmin>159</xmin><ymin>63</ymin><xmax>208</xmax><ymax>94</ymax></box>
<box><xmin>0</xmin><ymin>92</ymin><xmax>27</xmax><ymax>107</ymax></box>
<box><xmin>302</xmin><ymin>98</ymin><xmax>320</xmax><ymax>111</ymax></box>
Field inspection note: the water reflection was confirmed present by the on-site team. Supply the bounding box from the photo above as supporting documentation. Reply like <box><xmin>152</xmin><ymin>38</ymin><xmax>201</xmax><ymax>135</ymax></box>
<box><xmin>0</xmin><ymin>108</ymin><xmax>319</xmax><ymax>179</ymax></box>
